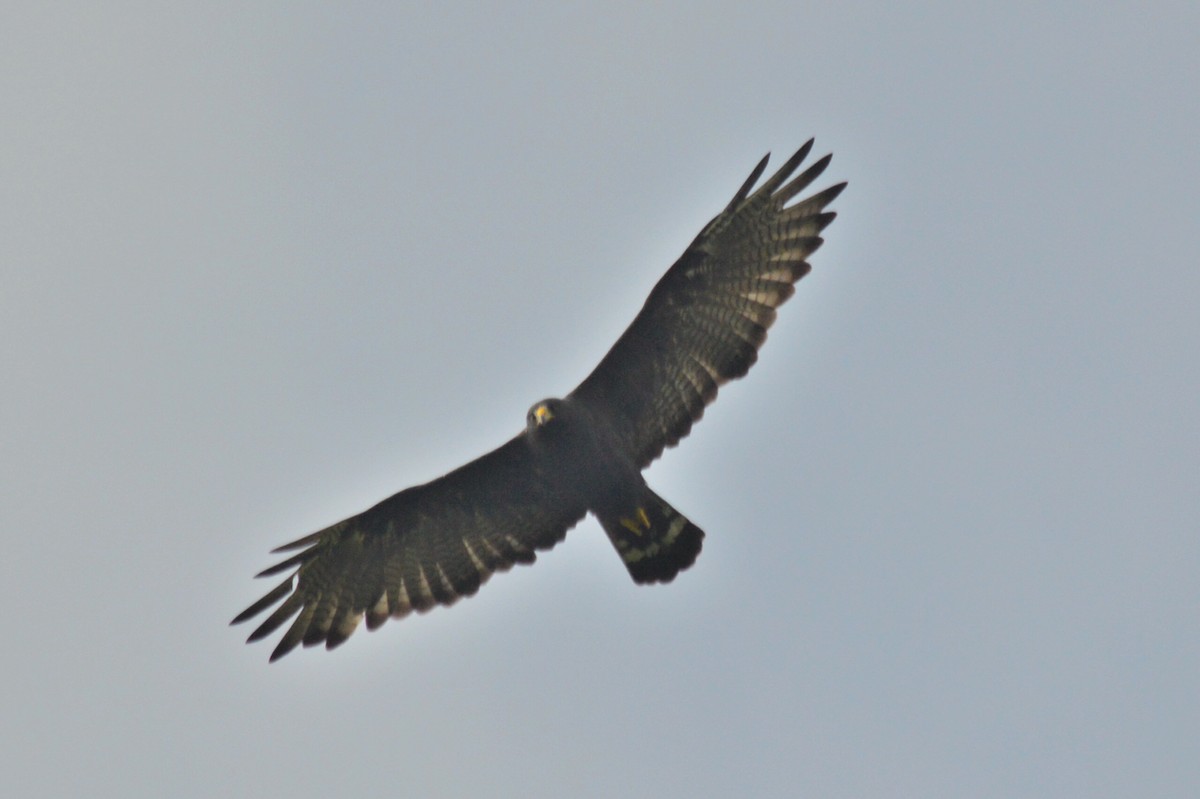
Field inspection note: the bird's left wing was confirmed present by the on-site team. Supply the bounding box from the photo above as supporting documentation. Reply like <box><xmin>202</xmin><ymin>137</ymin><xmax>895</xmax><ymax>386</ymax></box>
<box><xmin>232</xmin><ymin>434</ymin><xmax>587</xmax><ymax>661</ymax></box>
<box><xmin>569</xmin><ymin>141</ymin><xmax>845</xmax><ymax>468</ymax></box>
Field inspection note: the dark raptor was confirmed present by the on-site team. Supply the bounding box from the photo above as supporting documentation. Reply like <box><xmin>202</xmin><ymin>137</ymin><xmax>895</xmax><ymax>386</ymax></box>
<box><xmin>234</xmin><ymin>141</ymin><xmax>846</xmax><ymax>660</ymax></box>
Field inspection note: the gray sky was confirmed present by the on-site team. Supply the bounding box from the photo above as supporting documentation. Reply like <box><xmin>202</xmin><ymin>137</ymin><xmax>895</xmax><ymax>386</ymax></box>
<box><xmin>4</xmin><ymin>3</ymin><xmax>1197</xmax><ymax>797</ymax></box>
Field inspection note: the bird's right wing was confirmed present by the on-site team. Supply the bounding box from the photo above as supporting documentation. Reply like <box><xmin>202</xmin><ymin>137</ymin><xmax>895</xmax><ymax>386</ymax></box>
<box><xmin>231</xmin><ymin>433</ymin><xmax>588</xmax><ymax>661</ymax></box>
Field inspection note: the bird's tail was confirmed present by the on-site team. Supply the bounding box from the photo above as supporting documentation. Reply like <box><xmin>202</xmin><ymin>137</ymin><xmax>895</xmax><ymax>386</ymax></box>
<box><xmin>597</xmin><ymin>487</ymin><xmax>704</xmax><ymax>584</ymax></box>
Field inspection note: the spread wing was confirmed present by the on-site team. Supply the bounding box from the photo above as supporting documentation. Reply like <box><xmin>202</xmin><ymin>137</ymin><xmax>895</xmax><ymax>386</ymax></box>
<box><xmin>569</xmin><ymin>140</ymin><xmax>845</xmax><ymax>467</ymax></box>
<box><xmin>231</xmin><ymin>434</ymin><xmax>587</xmax><ymax>661</ymax></box>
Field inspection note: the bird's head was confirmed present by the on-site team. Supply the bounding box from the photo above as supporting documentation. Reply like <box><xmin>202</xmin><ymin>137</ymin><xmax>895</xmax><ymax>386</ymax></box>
<box><xmin>526</xmin><ymin>398</ymin><xmax>563</xmax><ymax>433</ymax></box>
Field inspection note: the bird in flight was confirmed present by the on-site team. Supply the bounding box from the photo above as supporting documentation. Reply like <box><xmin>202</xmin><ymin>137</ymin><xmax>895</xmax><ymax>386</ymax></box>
<box><xmin>233</xmin><ymin>140</ymin><xmax>845</xmax><ymax>661</ymax></box>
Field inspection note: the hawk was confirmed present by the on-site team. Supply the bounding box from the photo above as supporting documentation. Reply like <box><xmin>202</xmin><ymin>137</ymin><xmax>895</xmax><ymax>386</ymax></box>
<box><xmin>233</xmin><ymin>141</ymin><xmax>845</xmax><ymax>660</ymax></box>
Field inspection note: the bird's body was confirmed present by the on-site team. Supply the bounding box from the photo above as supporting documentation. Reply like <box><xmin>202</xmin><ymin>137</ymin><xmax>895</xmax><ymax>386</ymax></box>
<box><xmin>527</xmin><ymin>397</ymin><xmax>705</xmax><ymax>584</ymax></box>
<box><xmin>234</xmin><ymin>141</ymin><xmax>845</xmax><ymax>660</ymax></box>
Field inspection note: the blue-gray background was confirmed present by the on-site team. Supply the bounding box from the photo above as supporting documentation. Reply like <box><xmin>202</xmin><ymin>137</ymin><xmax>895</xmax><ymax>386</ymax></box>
<box><xmin>4</xmin><ymin>4</ymin><xmax>1197</xmax><ymax>797</ymax></box>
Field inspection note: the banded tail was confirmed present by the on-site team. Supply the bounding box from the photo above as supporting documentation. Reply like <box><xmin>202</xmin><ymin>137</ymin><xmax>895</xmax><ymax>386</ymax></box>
<box><xmin>597</xmin><ymin>487</ymin><xmax>704</xmax><ymax>584</ymax></box>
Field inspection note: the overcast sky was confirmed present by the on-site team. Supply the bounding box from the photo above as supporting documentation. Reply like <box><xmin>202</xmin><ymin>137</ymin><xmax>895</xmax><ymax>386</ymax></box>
<box><xmin>4</xmin><ymin>3</ymin><xmax>1197</xmax><ymax>797</ymax></box>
